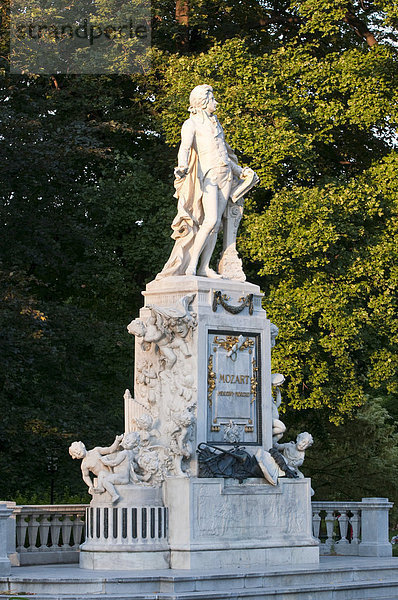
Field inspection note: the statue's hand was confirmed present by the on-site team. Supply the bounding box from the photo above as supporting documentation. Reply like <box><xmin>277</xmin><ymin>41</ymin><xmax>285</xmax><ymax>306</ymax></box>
<box><xmin>174</xmin><ymin>166</ymin><xmax>188</xmax><ymax>180</ymax></box>
<box><xmin>115</xmin><ymin>434</ymin><xmax>123</xmax><ymax>444</ymax></box>
<box><xmin>88</xmin><ymin>486</ymin><xmax>95</xmax><ymax>495</ymax></box>
<box><xmin>240</xmin><ymin>167</ymin><xmax>253</xmax><ymax>178</ymax></box>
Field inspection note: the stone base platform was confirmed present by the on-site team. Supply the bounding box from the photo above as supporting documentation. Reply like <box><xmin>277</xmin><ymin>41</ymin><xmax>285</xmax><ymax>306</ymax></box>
<box><xmin>1</xmin><ymin>557</ymin><xmax>398</xmax><ymax>599</ymax></box>
<box><xmin>165</xmin><ymin>477</ymin><xmax>319</xmax><ymax>570</ymax></box>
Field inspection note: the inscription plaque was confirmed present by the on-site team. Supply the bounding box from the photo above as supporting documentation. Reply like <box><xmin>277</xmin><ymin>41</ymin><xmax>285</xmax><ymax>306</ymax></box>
<box><xmin>207</xmin><ymin>330</ymin><xmax>261</xmax><ymax>445</ymax></box>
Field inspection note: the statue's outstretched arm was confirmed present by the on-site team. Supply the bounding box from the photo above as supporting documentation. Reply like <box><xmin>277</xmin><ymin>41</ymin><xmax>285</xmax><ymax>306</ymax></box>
<box><xmin>101</xmin><ymin>451</ymin><xmax>126</xmax><ymax>468</ymax></box>
<box><xmin>98</xmin><ymin>434</ymin><xmax>123</xmax><ymax>455</ymax></box>
<box><xmin>273</xmin><ymin>441</ymin><xmax>287</xmax><ymax>450</ymax></box>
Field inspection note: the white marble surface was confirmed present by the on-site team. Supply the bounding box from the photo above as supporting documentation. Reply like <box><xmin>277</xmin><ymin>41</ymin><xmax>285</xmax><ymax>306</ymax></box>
<box><xmin>134</xmin><ymin>275</ymin><xmax>275</xmax><ymax>478</ymax></box>
<box><xmin>359</xmin><ymin>497</ymin><xmax>394</xmax><ymax>557</ymax></box>
<box><xmin>0</xmin><ymin>504</ymin><xmax>12</xmax><ymax>576</ymax></box>
<box><xmin>2</xmin><ymin>557</ymin><xmax>398</xmax><ymax>599</ymax></box>
<box><xmin>156</xmin><ymin>85</ymin><xmax>259</xmax><ymax>281</ymax></box>
<box><xmin>164</xmin><ymin>477</ymin><xmax>319</xmax><ymax>569</ymax></box>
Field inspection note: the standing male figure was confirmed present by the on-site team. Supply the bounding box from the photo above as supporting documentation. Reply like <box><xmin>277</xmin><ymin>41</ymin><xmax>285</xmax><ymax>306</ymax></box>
<box><xmin>157</xmin><ymin>84</ymin><xmax>258</xmax><ymax>280</ymax></box>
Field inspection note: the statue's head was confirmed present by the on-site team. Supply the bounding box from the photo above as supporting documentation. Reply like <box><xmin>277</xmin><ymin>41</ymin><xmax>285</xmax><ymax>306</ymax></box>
<box><xmin>296</xmin><ymin>432</ymin><xmax>313</xmax><ymax>450</ymax></box>
<box><xmin>135</xmin><ymin>413</ymin><xmax>153</xmax><ymax>431</ymax></box>
<box><xmin>127</xmin><ymin>318</ymin><xmax>145</xmax><ymax>337</ymax></box>
<box><xmin>176</xmin><ymin>410</ymin><xmax>194</xmax><ymax>427</ymax></box>
<box><xmin>139</xmin><ymin>451</ymin><xmax>159</xmax><ymax>473</ymax></box>
<box><xmin>122</xmin><ymin>431</ymin><xmax>140</xmax><ymax>450</ymax></box>
<box><xmin>189</xmin><ymin>84</ymin><xmax>215</xmax><ymax>114</ymax></box>
<box><xmin>69</xmin><ymin>441</ymin><xmax>86</xmax><ymax>459</ymax></box>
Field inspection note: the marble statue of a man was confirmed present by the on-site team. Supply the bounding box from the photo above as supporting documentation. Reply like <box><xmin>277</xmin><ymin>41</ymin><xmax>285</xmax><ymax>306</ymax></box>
<box><xmin>156</xmin><ymin>84</ymin><xmax>259</xmax><ymax>280</ymax></box>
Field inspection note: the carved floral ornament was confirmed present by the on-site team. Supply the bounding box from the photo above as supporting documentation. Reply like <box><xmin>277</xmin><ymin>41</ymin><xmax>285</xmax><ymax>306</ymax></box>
<box><xmin>212</xmin><ymin>291</ymin><xmax>254</xmax><ymax>315</ymax></box>
<box><xmin>212</xmin><ymin>334</ymin><xmax>254</xmax><ymax>360</ymax></box>
<box><xmin>207</xmin><ymin>355</ymin><xmax>216</xmax><ymax>408</ymax></box>
<box><xmin>250</xmin><ymin>358</ymin><xmax>258</xmax><ymax>405</ymax></box>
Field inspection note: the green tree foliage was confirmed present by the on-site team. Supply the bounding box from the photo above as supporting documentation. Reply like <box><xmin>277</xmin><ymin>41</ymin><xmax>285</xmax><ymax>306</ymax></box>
<box><xmin>0</xmin><ymin>72</ymin><xmax>175</xmax><ymax>499</ymax></box>
<box><xmin>1</xmin><ymin>0</ymin><xmax>397</xmax><ymax>501</ymax></box>
<box><xmin>157</xmin><ymin>31</ymin><xmax>397</xmax><ymax>422</ymax></box>
<box><xmin>286</xmin><ymin>399</ymin><xmax>398</xmax><ymax>509</ymax></box>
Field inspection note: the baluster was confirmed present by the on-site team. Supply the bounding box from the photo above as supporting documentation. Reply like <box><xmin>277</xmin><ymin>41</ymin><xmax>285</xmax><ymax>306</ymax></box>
<box><xmin>127</xmin><ymin>506</ymin><xmax>132</xmax><ymax>543</ymax></box>
<box><xmin>38</xmin><ymin>514</ymin><xmax>51</xmax><ymax>549</ymax></box>
<box><xmin>72</xmin><ymin>515</ymin><xmax>85</xmax><ymax>547</ymax></box>
<box><xmin>61</xmin><ymin>515</ymin><xmax>72</xmax><ymax>548</ymax></box>
<box><xmin>137</xmin><ymin>507</ymin><xmax>142</xmax><ymax>541</ymax></box>
<box><xmin>117</xmin><ymin>507</ymin><xmax>123</xmax><ymax>544</ymax></box>
<box><xmin>108</xmin><ymin>506</ymin><xmax>114</xmax><ymax>545</ymax></box>
<box><xmin>350</xmin><ymin>510</ymin><xmax>360</xmax><ymax>544</ymax></box>
<box><xmin>27</xmin><ymin>514</ymin><xmax>40</xmax><ymax>550</ymax></box>
<box><xmin>312</xmin><ymin>510</ymin><xmax>321</xmax><ymax>540</ymax></box>
<box><xmin>16</xmin><ymin>515</ymin><xmax>28</xmax><ymax>552</ymax></box>
<box><xmin>153</xmin><ymin>506</ymin><xmax>158</xmax><ymax>540</ymax></box>
<box><xmin>50</xmin><ymin>515</ymin><xmax>62</xmax><ymax>548</ymax></box>
<box><xmin>325</xmin><ymin>511</ymin><xmax>335</xmax><ymax>547</ymax></box>
<box><xmin>337</xmin><ymin>512</ymin><xmax>349</xmax><ymax>544</ymax></box>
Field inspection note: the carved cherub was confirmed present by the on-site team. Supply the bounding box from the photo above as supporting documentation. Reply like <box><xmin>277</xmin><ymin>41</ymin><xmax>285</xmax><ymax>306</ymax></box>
<box><xmin>134</xmin><ymin>413</ymin><xmax>160</xmax><ymax>447</ymax></box>
<box><xmin>170</xmin><ymin>371</ymin><xmax>196</xmax><ymax>408</ymax></box>
<box><xmin>69</xmin><ymin>435</ymin><xmax>123</xmax><ymax>495</ymax></box>
<box><xmin>96</xmin><ymin>432</ymin><xmax>142</xmax><ymax>503</ymax></box>
<box><xmin>136</xmin><ymin>360</ymin><xmax>158</xmax><ymax>406</ymax></box>
<box><xmin>270</xmin><ymin>322</ymin><xmax>279</xmax><ymax>348</ymax></box>
<box><xmin>168</xmin><ymin>410</ymin><xmax>194</xmax><ymax>477</ymax></box>
<box><xmin>127</xmin><ymin>295</ymin><xmax>196</xmax><ymax>370</ymax></box>
<box><xmin>274</xmin><ymin>432</ymin><xmax>313</xmax><ymax>478</ymax></box>
<box><xmin>137</xmin><ymin>448</ymin><xmax>164</xmax><ymax>485</ymax></box>
<box><xmin>128</xmin><ymin>313</ymin><xmax>186</xmax><ymax>369</ymax></box>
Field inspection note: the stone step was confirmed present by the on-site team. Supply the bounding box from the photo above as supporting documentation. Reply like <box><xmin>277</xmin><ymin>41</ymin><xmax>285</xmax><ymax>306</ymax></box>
<box><xmin>1</xmin><ymin>558</ymin><xmax>398</xmax><ymax>600</ymax></box>
<box><xmin>2</xmin><ymin>578</ymin><xmax>398</xmax><ymax>600</ymax></box>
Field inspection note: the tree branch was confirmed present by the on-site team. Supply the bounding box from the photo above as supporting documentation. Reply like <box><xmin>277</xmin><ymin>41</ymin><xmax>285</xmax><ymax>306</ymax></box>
<box><xmin>248</xmin><ymin>13</ymin><xmax>302</xmax><ymax>29</ymax></box>
<box><xmin>344</xmin><ymin>5</ymin><xmax>378</xmax><ymax>47</ymax></box>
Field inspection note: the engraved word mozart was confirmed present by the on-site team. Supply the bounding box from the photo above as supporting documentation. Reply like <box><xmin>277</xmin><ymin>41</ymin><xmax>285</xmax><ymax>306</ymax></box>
<box><xmin>219</xmin><ymin>374</ymin><xmax>250</xmax><ymax>384</ymax></box>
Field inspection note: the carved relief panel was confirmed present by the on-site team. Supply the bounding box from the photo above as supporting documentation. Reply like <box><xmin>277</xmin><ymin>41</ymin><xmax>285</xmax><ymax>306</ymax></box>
<box><xmin>207</xmin><ymin>330</ymin><xmax>262</xmax><ymax>445</ymax></box>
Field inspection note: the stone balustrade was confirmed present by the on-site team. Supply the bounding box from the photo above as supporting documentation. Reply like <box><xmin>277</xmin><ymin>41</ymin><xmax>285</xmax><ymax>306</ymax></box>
<box><xmin>312</xmin><ymin>497</ymin><xmax>393</xmax><ymax>557</ymax></box>
<box><xmin>85</xmin><ymin>504</ymin><xmax>168</xmax><ymax>546</ymax></box>
<box><xmin>6</xmin><ymin>503</ymin><xmax>88</xmax><ymax>565</ymax></box>
<box><xmin>2</xmin><ymin>496</ymin><xmax>393</xmax><ymax>566</ymax></box>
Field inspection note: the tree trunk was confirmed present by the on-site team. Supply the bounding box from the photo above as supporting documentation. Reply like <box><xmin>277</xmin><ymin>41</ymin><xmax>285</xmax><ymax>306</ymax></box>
<box><xmin>175</xmin><ymin>0</ymin><xmax>189</xmax><ymax>48</ymax></box>
<box><xmin>176</xmin><ymin>0</ymin><xmax>189</xmax><ymax>27</ymax></box>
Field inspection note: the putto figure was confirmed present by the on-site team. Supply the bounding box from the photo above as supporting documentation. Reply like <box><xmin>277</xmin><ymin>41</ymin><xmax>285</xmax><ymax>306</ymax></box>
<box><xmin>274</xmin><ymin>432</ymin><xmax>314</xmax><ymax>479</ymax></box>
<box><xmin>157</xmin><ymin>84</ymin><xmax>259</xmax><ymax>280</ymax></box>
<box><xmin>68</xmin><ymin>435</ymin><xmax>123</xmax><ymax>495</ymax></box>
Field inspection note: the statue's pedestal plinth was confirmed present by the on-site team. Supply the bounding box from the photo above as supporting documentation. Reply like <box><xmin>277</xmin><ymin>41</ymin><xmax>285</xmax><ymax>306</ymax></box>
<box><xmin>135</xmin><ymin>275</ymin><xmax>274</xmax><ymax>460</ymax></box>
<box><xmin>164</xmin><ymin>477</ymin><xmax>319</xmax><ymax>570</ymax></box>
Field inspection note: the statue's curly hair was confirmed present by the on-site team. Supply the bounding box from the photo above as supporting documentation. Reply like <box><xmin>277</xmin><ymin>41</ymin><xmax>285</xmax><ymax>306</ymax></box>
<box><xmin>188</xmin><ymin>84</ymin><xmax>213</xmax><ymax>113</ymax></box>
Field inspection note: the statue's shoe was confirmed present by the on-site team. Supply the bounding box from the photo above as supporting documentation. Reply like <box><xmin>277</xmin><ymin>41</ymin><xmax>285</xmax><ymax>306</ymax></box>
<box><xmin>185</xmin><ymin>265</ymin><xmax>196</xmax><ymax>276</ymax></box>
<box><xmin>197</xmin><ymin>267</ymin><xmax>222</xmax><ymax>279</ymax></box>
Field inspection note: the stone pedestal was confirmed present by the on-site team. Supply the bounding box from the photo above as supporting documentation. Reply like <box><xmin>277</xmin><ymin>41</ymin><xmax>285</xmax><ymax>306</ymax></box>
<box><xmin>80</xmin><ymin>486</ymin><xmax>169</xmax><ymax>570</ymax></box>
<box><xmin>80</xmin><ymin>275</ymin><xmax>319</xmax><ymax>570</ymax></box>
<box><xmin>128</xmin><ymin>275</ymin><xmax>274</xmax><ymax>469</ymax></box>
<box><xmin>359</xmin><ymin>497</ymin><xmax>393</xmax><ymax>557</ymax></box>
<box><xmin>164</xmin><ymin>477</ymin><xmax>318</xmax><ymax>569</ymax></box>
<box><xmin>0</xmin><ymin>504</ymin><xmax>12</xmax><ymax>576</ymax></box>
